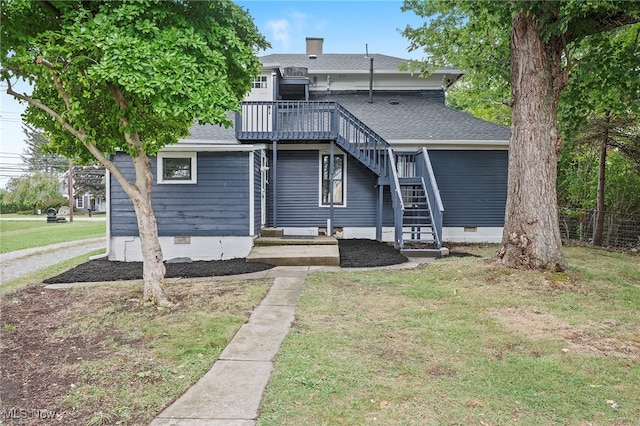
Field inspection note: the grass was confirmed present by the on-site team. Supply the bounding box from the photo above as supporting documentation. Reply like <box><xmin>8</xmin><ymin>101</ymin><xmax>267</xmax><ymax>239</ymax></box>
<box><xmin>1</xmin><ymin>275</ymin><xmax>271</xmax><ymax>425</ymax></box>
<box><xmin>57</xmin><ymin>278</ymin><xmax>270</xmax><ymax>425</ymax></box>
<box><xmin>0</xmin><ymin>218</ymin><xmax>105</xmax><ymax>253</ymax></box>
<box><xmin>258</xmin><ymin>244</ymin><xmax>640</xmax><ymax>425</ymax></box>
<box><xmin>0</xmin><ymin>249</ymin><xmax>105</xmax><ymax>297</ymax></box>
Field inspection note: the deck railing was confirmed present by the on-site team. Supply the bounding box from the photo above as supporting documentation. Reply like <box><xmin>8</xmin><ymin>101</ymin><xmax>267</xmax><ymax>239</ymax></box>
<box><xmin>387</xmin><ymin>148</ymin><xmax>405</xmax><ymax>249</ymax></box>
<box><xmin>416</xmin><ymin>148</ymin><xmax>444</xmax><ymax>248</ymax></box>
<box><xmin>335</xmin><ymin>104</ymin><xmax>389</xmax><ymax>177</ymax></box>
<box><xmin>236</xmin><ymin>101</ymin><xmax>337</xmax><ymax>140</ymax></box>
<box><xmin>236</xmin><ymin>101</ymin><xmax>390</xmax><ymax>176</ymax></box>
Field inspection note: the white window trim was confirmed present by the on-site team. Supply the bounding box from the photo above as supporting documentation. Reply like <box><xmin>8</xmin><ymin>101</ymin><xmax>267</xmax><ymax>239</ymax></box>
<box><xmin>318</xmin><ymin>151</ymin><xmax>347</xmax><ymax>208</ymax></box>
<box><xmin>157</xmin><ymin>151</ymin><xmax>197</xmax><ymax>184</ymax></box>
<box><xmin>252</xmin><ymin>75</ymin><xmax>268</xmax><ymax>89</ymax></box>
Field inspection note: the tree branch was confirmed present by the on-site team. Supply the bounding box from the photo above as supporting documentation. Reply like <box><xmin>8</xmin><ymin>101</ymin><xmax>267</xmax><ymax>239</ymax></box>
<box><xmin>83</xmin><ymin>140</ymin><xmax>137</xmax><ymax>196</ymax></box>
<box><xmin>40</xmin><ymin>0</ymin><xmax>61</xmax><ymax>18</ymax></box>
<box><xmin>36</xmin><ymin>56</ymin><xmax>72</xmax><ymax>111</ymax></box>
<box><xmin>106</xmin><ymin>82</ymin><xmax>144</xmax><ymax>154</ymax></box>
<box><xmin>4</xmin><ymin>79</ymin><xmax>85</xmax><ymax>141</ymax></box>
<box><xmin>566</xmin><ymin>11</ymin><xmax>640</xmax><ymax>43</ymax></box>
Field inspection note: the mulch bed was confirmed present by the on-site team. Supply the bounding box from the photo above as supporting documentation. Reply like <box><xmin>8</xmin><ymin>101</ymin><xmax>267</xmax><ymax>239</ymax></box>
<box><xmin>338</xmin><ymin>238</ymin><xmax>408</xmax><ymax>267</ymax></box>
<box><xmin>43</xmin><ymin>239</ymin><xmax>409</xmax><ymax>284</ymax></box>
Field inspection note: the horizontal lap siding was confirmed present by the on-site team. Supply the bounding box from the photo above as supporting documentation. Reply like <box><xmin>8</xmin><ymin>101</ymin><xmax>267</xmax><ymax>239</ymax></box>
<box><xmin>268</xmin><ymin>150</ymin><xmax>379</xmax><ymax>227</ymax></box>
<box><xmin>110</xmin><ymin>152</ymin><xmax>250</xmax><ymax>236</ymax></box>
<box><xmin>429</xmin><ymin>150</ymin><xmax>508</xmax><ymax>227</ymax></box>
<box><xmin>254</xmin><ymin>150</ymin><xmax>263</xmax><ymax>234</ymax></box>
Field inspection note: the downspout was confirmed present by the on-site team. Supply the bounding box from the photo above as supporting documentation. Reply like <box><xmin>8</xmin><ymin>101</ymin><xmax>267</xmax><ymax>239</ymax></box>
<box><xmin>328</xmin><ymin>141</ymin><xmax>335</xmax><ymax>236</ymax></box>
<box><xmin>91</xmin><ymin>168</ymin><xmax>110</xmax><ymax>260</ymax></box>
<box><xmin>366</xmin><ymin>44</ymin><xmax>373</xmax><ymax>104</ymax></box>
<box><xmin>376</xmin><ymin>184</ymin><xmax>383</xmax><ymax>241</ymax></box>
<box><xmin>369</xmin><ymin>56</ymin><xmax>374</xmax><ymax>104</ymax></box>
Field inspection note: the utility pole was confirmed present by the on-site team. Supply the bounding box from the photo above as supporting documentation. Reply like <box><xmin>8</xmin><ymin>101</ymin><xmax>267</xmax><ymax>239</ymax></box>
<box><xmin>68</xmin><ymin>159</ymin><xmax>74</xmax><ymax>222</ymax></box>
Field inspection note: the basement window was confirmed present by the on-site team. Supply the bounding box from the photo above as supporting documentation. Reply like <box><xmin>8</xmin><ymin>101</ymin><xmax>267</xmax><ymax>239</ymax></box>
<box><xmin>157</xmin><ymin>152</ymin><xmax>197</xmax><ymax>184</ymax></box>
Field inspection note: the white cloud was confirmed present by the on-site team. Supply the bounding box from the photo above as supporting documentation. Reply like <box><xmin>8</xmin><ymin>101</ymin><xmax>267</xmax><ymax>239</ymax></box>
<box><xmin>266</xmin><ymin>18</ymin><xmax>291</xmax><ymax>49</ymax></box>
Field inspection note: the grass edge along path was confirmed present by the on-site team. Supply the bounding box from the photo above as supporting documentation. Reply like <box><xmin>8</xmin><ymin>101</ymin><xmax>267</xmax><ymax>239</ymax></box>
<box><xmin>258</xmin><ymin>245</ymin><xmax>640</xmax><ymax>425</ymax></box>
<box><xmin>0</xmin><ymin>219</ymin><xmax>105</xmax><ymax>254</ymax></box>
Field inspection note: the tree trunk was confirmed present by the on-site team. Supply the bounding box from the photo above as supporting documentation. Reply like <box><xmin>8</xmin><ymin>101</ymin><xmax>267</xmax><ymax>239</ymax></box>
<box><xmin>592</xmin><ymin>113</ymin><xmax>609</xmax><ymax>246</ymax></box>
<box><xmin>133</xmin><ymin>195</ymin><xmax>168</xmax><ymax>304</ymax></box>
<box><xmin>498</xmin><ymin>11</ymin><xmax>566</xmax><ymax>271</ymax></box>
<box><xmin>107</xmin><ymin>151</ymin><xmax>169</xmax><ymax>305</ymax></box>
<box><xmin>129</xmin><ymin>154</ymin><xmax>169</xmax><ymax>305</ymax></box>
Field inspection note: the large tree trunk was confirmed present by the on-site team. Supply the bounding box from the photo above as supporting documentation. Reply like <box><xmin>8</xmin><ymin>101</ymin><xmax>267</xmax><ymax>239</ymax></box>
<box><xmin>498</xmin><ymin>11</ymin><xmax>566</xmax><ymax>271</ymax></box>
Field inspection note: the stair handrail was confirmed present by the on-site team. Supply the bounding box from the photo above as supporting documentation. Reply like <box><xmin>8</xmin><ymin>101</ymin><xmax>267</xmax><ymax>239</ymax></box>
<box><xmin>336</xmin><ymin>104</ymin><xmax>390</xmax><ymax>177</ymax></box>
<box><xmin>418</xmin><ymin>147</ymin><xmax>444</xmax><ymax>248</ymax></box>
<box><xmin>387</xmin><ymin>148</ymin><xmax>405</xmax><ymax>249</ymax></box>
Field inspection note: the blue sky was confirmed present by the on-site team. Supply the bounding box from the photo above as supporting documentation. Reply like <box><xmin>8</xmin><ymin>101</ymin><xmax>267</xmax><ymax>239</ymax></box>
<box><xmin>237</xmin><ymin>0</ymin><xmax>425</xmax><ymax>58</ymax></box>
<box><xmin>0</xmin><ymin>1</ymin><xmax>426</xmax><ymax>188</ymax></box>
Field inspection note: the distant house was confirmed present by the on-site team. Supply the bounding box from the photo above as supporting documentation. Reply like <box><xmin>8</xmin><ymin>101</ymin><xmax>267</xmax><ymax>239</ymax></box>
<box><xmin>108</xmin><ymin>38</ymin><xmax>509</xmax><ymax>261</ymax></box>
<box><xmin>60</xmin><ymin>165</ymin><xmax>107</xmax><ymax>213</ymax></box>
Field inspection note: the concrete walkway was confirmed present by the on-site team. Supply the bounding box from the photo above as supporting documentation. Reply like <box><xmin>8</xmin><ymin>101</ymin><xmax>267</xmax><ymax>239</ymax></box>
<box><xmin>149</xmin><ymin>260</ymin><xmax>432</xmax><ymax>426</ymax></box>
<box><xmin>150</xmin><ymin>266</ymin><xmax>310</xmax><ymax>426</ymax></box>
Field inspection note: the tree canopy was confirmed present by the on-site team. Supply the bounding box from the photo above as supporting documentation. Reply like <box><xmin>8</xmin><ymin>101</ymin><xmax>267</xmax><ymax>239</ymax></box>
<box><xmin>1</xmin><ymin>0</ymin><xmax>269</xmax><ymax>303</ymax></box>
<box><xmin>1</xmin><ymin>0</ymin><xmax>268</xmax><ymax>164</ymax></box>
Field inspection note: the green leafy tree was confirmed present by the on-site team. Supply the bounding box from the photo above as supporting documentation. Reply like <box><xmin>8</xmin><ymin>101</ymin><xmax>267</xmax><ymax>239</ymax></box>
<box><xmin>2</xmin><ymin>173</ymin><xmax>66</xmax><ymax>214</ymax></box>
<box><xmin>446</xmin><ymin>73</ymin><xmax>512</xmax><ymax>127</ymax></box>
<box><xmin>20</xmin><ymin>124</ymin><xmax>67</xmax><ymax>174</ymax></box>
<box><xmin>559</xmin><ymin>26</ymin><xmax>640</xmax><ymax>245</ymax></box>
<box><xmin>72</xmin><ymin>164</ymin><xmax>106</xmax><ymax>205</ymax></box>
<box><xmin>402</xmin><ymin>0</ymin><xmax>639</xmax><ymax>270</ymax></box>
<box><xmin>1</xmin><ymin>0</ymin><xmax>268</xmax><ymax>304</ymax></box>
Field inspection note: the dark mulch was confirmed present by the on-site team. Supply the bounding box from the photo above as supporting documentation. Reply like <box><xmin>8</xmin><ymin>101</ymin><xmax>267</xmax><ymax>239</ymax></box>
<box><xmin>43</xmin><ymin>239</ymin><xmax>409</xmax><ymax>284</ymax></box>
<box><xmin>42</xmin><ymin>258</ymin><xmax>274</xmax><ymax>284</ymax></box>
<box><xmin>338</xmin><ymin>238</ymin><xmax>408</xmax><ymax>268</ymax></box>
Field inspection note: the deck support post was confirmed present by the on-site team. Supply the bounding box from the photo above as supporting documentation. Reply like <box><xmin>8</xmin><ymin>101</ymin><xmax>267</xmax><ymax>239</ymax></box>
<box><xmin>272</xmin><ymin>139</ymin><xmax>277</xmax><ymax>228</ymax></box>
<box><xmin>376</xmin><ymin>183</ymin><xmax>383</xmax><ymax>241</ymax></box>
<box><xmin>328</xmin><ymin>140</ymin><xmax>335</xmax><ymax>236</ymax></box>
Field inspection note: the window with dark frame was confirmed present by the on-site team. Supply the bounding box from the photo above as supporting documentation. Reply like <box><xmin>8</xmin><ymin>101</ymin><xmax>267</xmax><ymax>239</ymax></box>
<box><xmin>162</xmin><ymin>157</ymin><xmax>192</xmax><ymax>181</ymax></box>
<box><xmin>321</xmin><ymin>154</ymin><xmax>344</xmax><ymax>205</ymax></box>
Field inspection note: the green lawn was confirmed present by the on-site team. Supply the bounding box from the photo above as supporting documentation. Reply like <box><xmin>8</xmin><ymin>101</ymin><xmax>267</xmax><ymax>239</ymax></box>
<box><xmin>259</xmin><ymin>245</ymin><xmax>640</xmax><ymax>425</ymax></box>
<box><xmin>0</xmin><ymin>219</ymin><xmax>106</xmax><ymax>253</ymax></box>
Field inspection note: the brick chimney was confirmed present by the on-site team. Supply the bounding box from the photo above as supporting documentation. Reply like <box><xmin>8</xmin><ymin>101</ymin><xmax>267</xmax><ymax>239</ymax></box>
<box><xmin>306</xmin><ymin>37</ymin><xmax>324</xmax><ymax>56</ymax></box>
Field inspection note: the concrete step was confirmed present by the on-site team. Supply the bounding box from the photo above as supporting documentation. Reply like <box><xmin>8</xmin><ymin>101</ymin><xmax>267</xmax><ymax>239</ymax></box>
<box><xmin>260</xmin><ymin>228</ymin><xmax>284</xmax><ymax>238</ymax></box>
<box><xmin>401</xmin><ymin>246</ymin><xmax>450</xmax><ymax>258</ymax></box>
<box><xmin>254</xmin><ymin>236</ymin><xmax>338</xmax><ymax>246</ymax></box>
<box><xmin>247</xmin><ymin>244</ymin><xmax>340</xmax><ymax>266</ymax></box>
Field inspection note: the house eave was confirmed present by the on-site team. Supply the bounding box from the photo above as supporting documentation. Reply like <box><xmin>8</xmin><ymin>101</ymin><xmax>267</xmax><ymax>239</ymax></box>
<box><xmin>388</xmin><ymin>139</ymin><xmax>509</xmax><ymax>150</ymax></box>
<box><xmin>166</xmin><ymin>142</ymin><xmax>266</xmax><ymax>152</ymax></box>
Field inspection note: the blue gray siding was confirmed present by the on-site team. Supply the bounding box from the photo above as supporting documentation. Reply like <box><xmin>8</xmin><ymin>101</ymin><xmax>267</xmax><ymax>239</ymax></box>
<box><xmin>267</xmin><ymin>149</ymin><xmax>381</xmax><ymax>228</ymax></box>
<box><xmin>110</xmin><ymin>151</ymin><xmax>251</xmax><ymax>237</ymax></box>
<box><xmin>429</xmin><ymin>150</ymin><xmax>508</xmax><ymax>227</ymax></box>
<box><xmin>253</xmin><ymin>150</ymin><xmax>263</xmax><ymax>235</ymax></box>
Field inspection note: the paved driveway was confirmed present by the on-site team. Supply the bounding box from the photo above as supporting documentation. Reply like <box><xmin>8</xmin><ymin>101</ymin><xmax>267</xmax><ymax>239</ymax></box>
<box><xmin>0</xmin><ymin>238</ymin><xmax>106</xmax><ymax>284</ymax></box>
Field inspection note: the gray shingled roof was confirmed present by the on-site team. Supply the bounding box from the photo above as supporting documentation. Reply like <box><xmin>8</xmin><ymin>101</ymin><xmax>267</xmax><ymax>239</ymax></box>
<box><xmin>182</xmin><ymin>94</ymin><xmax>509</xmax><ymax>144</ymax></box>
<box><xmin>183</xmin><ymin>122</ymin><xmax>237</xmax><ymax>143</ymax></box>
<box><xmin>311</xmin><ymin>92</ymin><xmax>510</xmax><ymax>141</ymax></box>
<box><xmin>260</xmin><ymin>53</ymin><xmax>460</xmax><ymax>74</ymax></box>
